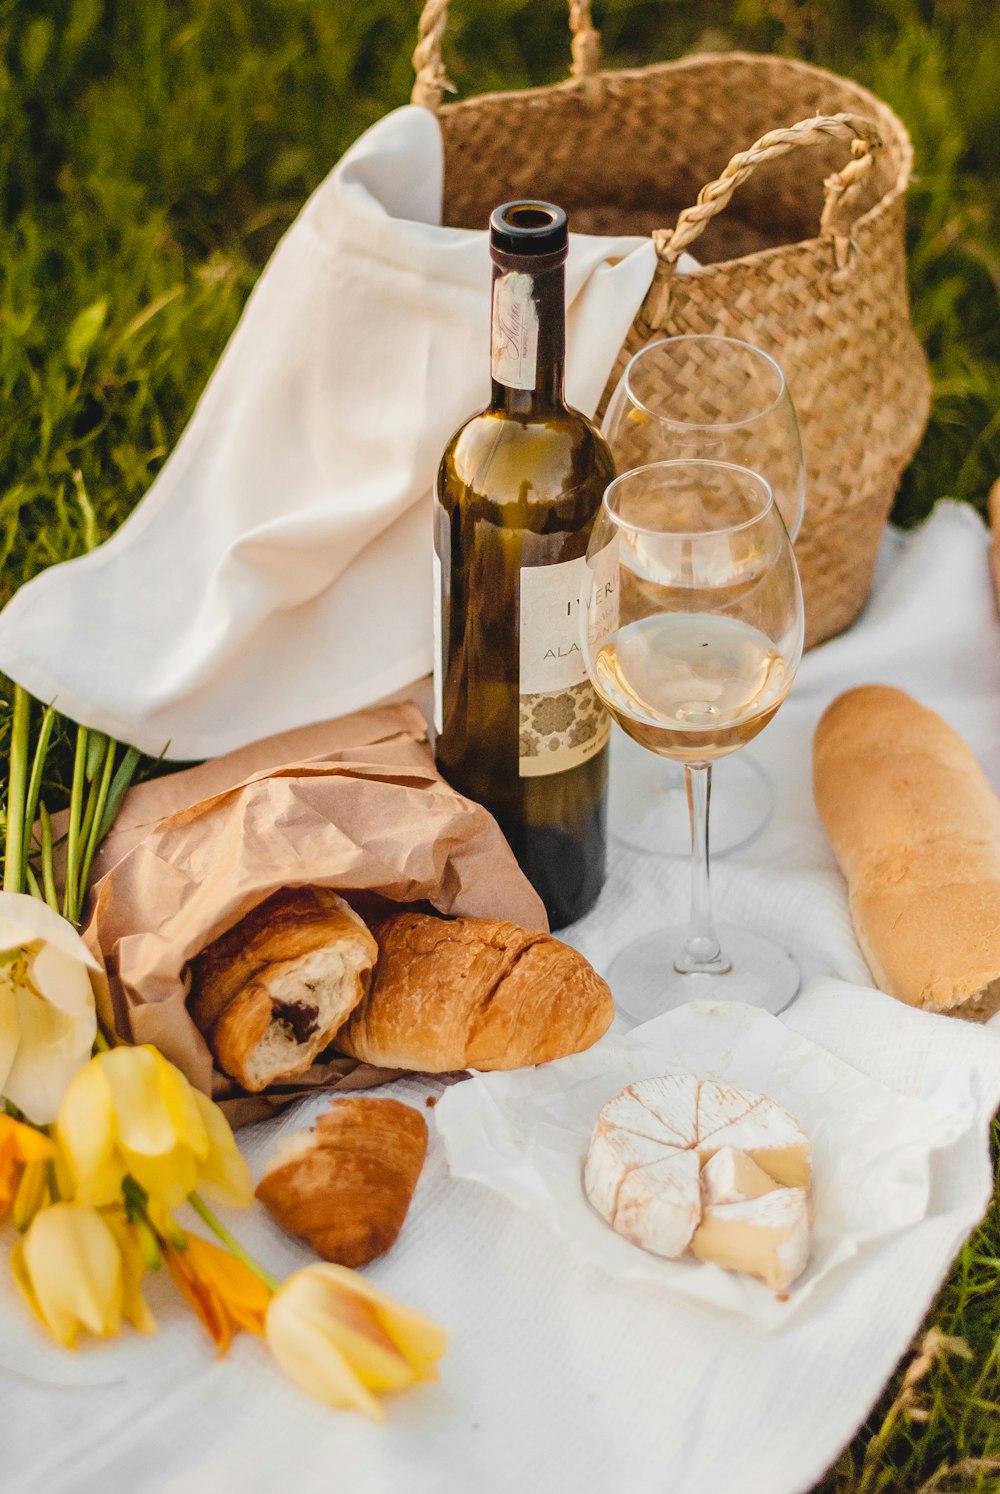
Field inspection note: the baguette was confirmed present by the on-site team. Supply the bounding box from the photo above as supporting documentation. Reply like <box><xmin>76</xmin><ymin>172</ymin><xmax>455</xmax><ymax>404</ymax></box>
<box><xmin>256</xmin><ymin>1098</ymin><xmax>427</xmax><ymax>1266</ymax></box>
<box><xmin>813</xmin><ymin>684</ymin><xmax>1000</xmax><ymax>1017</ymax></box>
<box><xmin>189</xmin><ymin>887</ymin><xmax>378</xmax><ymax>1091</ymax></box>
<box><xmin>334</xmin><ymin>911</ymin><xmax>614</xmax><ymax>1071</ymax></box>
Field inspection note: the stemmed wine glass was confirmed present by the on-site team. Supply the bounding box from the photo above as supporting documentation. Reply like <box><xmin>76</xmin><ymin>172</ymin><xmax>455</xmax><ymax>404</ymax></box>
<box><xmin>601</xmin><ymin>335</ymin><xmax>806</xmax><ymax>857</ymax></box>
<box><xmin>580</xmin><ymin>460</ymin><xmax>804</xmax><ymax>1024</ymax></box>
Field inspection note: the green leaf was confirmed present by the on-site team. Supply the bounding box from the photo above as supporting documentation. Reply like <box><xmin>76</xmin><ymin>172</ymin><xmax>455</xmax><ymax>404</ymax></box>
<box><xmin>65</xmin><ymin>299</ymin><xmax>108</xmax><ymax>366</ymax></box>
<box><xmin>19</xmin><ymin>18</ymin><xmax>54</xmax><ymax>84</ymax></box>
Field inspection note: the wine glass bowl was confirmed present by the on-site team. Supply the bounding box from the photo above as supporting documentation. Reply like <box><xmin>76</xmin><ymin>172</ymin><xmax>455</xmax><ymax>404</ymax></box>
<box><xmin>602</xmin><ymin>335</ymin><xmax>806</xmax><ymax>541</ymax></box>
<box><xmin>600</xmin><ymin>334</ymin><xmax>806</xmax><ymax>857</ymax></box>
<box><xmin>581</xmin><ymin>460</ymin><xmax>804</xmax><ymax>1023</ymax></box>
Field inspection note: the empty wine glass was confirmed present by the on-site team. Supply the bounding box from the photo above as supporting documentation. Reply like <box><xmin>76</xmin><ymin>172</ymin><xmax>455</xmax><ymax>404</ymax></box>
<box><xmin>580</xmin><ymin>460</ymin><xmax>804</xmax><ymax>1023</ymax></box>
<box><xmin>601</xmin><ymin>335</ymin><xmax>806</xmax><ymax>857</ymax></box>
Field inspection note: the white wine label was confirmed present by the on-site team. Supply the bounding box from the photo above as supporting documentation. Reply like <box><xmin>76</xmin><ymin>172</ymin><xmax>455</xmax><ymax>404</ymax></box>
<box><xmin>491</xmin><ymin>272</ymin><xmax>539</xmax><ymax>391</ymax></box>
<box><xmin>518</xmin><ymin>682</ymin><xmax>610</xmax><ymax>778</ymax></box>
<box><xmin>432</xmin><ymin>546</ymin><xmax>443</xmax><ymax>734</ymax></box>
<box><xmin>518</xmin><ymin>548</ymin><xmax>616</xmax><ymax>778</ymax></box>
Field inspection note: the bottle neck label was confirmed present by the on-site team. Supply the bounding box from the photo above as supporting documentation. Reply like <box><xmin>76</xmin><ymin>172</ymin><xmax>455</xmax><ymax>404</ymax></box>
<box><xmin>491</xmin><ymin>272</ymin><xmax>540</xmax><ymax>391</ymax></box>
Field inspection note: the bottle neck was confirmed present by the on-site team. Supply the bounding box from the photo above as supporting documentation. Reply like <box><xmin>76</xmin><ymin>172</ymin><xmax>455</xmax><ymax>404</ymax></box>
<box><xmin>488</xmin><ymin>255</ymin><xmax>566</xmax><ymax>416</ymax></box>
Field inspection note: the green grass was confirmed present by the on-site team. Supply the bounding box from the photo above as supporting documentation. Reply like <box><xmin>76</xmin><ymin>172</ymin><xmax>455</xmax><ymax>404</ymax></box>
<box><xmin>1</xmin><ymin>2</ymin><xmax>998</xmax><ymax>1485</ymax></box>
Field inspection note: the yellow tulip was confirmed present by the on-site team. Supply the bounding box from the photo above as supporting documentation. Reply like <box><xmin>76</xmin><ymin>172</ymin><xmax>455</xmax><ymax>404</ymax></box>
<box><xmin>103</xmin><ymin>1209</ymin><xmax>158</xmax><ymax>1336</ymax></box>
<box><xmin>163</xmin><ymin>1231</ymin><xmax>271</xmax><ymax>1355</ymax></box>
<box><xmin>0</xmin><ymin>892</ymin><xmax>99</xmax><ymax>1123</ymax></box>
<box><xmin>266</xmin><ymin>1263</ymin><xmax>447</xmax><ymax>1420</ymax></box>
<box><xmin>0</xmin><ymin>1113</ymin><xmax>56</xmax><ymax>1223</ymax></box>
<box><xmin>56</xmin><ymin>1044</ymin><xmax>253</xmax><ymax>1210</ymax></box>
<box><xmin>12</xmin><ymin>1202</ymin><xmax>123</xmax><ymax>1348</ymax></box>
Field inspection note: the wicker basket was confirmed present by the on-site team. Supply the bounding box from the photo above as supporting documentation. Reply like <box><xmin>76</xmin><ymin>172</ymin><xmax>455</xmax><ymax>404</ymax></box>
<box><xmin>411</xmin><ymin>1</ymin><xmax>931</xmax><ymax>647</ymax></box>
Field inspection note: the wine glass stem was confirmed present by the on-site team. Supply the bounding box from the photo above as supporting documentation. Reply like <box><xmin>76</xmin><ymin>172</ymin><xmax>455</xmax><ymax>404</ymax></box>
<box><xmin>675</xmin><ymin>762</ymin><xmax>732</xmax><ymax>976</ymax></box>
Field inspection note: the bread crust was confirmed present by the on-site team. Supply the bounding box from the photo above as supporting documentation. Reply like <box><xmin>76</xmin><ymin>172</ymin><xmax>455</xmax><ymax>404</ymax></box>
<box><xmin>813</xmin><ymin>685</ymin><xmax>1000</xmax><ymax>1017</ymax></box>
<box><xmin>256</xmin><ymin>1097</ymin><xmax>428</xmax><ymax>1265</ymax></box>
<box><xmin>189</xmin><ymin>887</ymin><xmax>378</xmax><ymax>1090</ymax></box>
<box><xmin>333</xmin><ymin>911</ymin><xmax>614</xmax><ymax>1070</ymax></box>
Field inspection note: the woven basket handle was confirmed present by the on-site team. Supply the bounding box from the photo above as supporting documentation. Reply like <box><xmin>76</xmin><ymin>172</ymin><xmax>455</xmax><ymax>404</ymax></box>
<box><xmin>411</xmin><ymin>0</ymin><xmax>601</xmax><ymax>110</ymax></box>
<box><xmin>654</xmin><ymin>113</ymin><xmax>884</xmax><ymax>269</ymax></box>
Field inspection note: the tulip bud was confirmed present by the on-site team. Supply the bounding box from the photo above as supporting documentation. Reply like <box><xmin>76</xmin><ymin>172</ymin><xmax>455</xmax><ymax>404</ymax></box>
<box><xmin>57</xmin><ymin>1044</ymin><xmax>253</xmax><ymax>1210</ymax></box>
<box><xmin>266</xmin><ymin>1262</ymin><xmax>447</xmax><ymax>1419</ymax></box>
<box><xmin>12</xmin><ymin>1202</ymin><xmax>123</xmax><ymax>1347</ymax></box>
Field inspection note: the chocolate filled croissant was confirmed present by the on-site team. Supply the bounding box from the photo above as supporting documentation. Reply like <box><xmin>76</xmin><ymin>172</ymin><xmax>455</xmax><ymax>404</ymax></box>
<box><xmin>188</xmin><ymin>887</ymin><xmax>378</xmax><ymax>1092</ymax></box>
<box><xmin>256</xmin><ymin>1097</ymin><xmax>428</xmax><ymax>1266</ymax></box>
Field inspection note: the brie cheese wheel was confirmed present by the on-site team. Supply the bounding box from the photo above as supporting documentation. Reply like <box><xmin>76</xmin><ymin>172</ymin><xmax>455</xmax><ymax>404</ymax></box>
<box><xmin>584</xmin><ymin>1076</ymin><xmax>812</xmax><ymax>1284</ymax></box>
<box><xmin>690</xmin><ymin>1186</ymin><xmax>810</xmax><ymax>1292</ymax></box>
<box><xmin>701</xmin><ymin>1145</ymin><xmax>777</xmax><ymax>1206</ymax></box>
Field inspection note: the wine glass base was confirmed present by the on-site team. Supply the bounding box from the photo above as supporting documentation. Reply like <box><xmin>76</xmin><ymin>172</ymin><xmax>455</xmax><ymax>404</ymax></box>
<box><xmin>608</xmin><ymin>924</ymin><xmax>800</xmax><ymax>1027</ymax></box>
<box><xmin>608</xmin><ymin>730</ymin><xmax>775</xmax><ymax>858</ymax></box>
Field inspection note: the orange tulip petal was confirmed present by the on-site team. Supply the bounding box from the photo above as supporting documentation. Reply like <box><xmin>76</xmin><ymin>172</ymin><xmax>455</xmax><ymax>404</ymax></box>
<box><xmin>0</xmin><ymin>1137</ymin><xmax>18</xmax><ymax>1221</ymax></box>
<box><xmin>164</xmin><ymin>1233</ymin><xmax>271</xmax><ymax>1353</ymax></box>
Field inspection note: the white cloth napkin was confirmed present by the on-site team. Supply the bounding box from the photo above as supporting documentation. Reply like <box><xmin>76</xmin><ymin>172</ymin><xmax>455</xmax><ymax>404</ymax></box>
<box><xmin>0</xmin><ymin>106</ymin><xmax>658</xmax><ymax>760</ymax></box>
<box><xmin>2</xmin><ymin>501</ymin><xmax>1000</xmax><ymax>1494</ymax></box>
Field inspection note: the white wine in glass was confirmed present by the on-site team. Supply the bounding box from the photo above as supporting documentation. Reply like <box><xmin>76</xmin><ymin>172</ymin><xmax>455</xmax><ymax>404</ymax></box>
<box><xmin>601</xmin><ymin>335</ymin><xmax>807</xmax><ymax>857</ymax></box>
<box><xmin>581</xmin><ymin>459</ymin><xmax>805</xmax><ymax>1023</ymax></box>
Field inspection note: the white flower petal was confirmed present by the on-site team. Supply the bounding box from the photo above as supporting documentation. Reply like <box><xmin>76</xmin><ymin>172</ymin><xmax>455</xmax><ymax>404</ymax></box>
<box><xmin>0</xmin><ymin>981</ymin><xmax>19</xmax><ymax>1094</ymax></box>
<box><xmin>28</xmin><ymin>942</ymin><xmax>98</xmax><ymax>1019</ymax></box>
<box><xmin>0</xmin><ymin>893</ymin><xmax>101</xmax><ymax>970</ymax></box>
<box><xmin>4</xmin><ymin>980</ymin><xmax>96</xmax><ymax>1124</ymax></box>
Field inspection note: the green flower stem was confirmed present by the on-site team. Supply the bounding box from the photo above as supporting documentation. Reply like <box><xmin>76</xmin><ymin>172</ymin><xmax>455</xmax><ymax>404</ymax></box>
<box><xmin>73</xmin><ymin>736</ymin><xmax>116</xmax><ymax>924</ymax></box>
<box><xmin>20</xmin><ymin>702</ymin><xmax>55</xmax><ymax>893</ymax></box>
<box><xmin>38</xmin><ymin>805</ymin><xmax>59</xmax><ymax>912</ymax></box>
<box><xmin>97</xmin><ymin>746</ymin><xmax>141</xmax><ymax>843</ymax></box>
<box><xmin>188</xmin><ymin>1192</ymin><xmax>280</xmax><ymax>1293</ymax></box>
<box><xmin>24</xmin><ymin>864</ymin><xmax>43</xmax><ymax>901</ymax></box>
<box><xmin>74</xmin><ymin>765</ymin><xmax>103</xmax><ymax>894</ymax></box>
<box><xmin>61</xmin><ymin>726</ymin><xmax>89</xmax><ymax>919</ymax></box>
<box><xmin>3</xmin><ymin>686</ymin><xmax>30</xmax><ymax>894</ymax></box>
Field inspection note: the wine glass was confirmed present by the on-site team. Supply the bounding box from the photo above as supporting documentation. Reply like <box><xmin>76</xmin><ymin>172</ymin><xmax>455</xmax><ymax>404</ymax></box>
<box><xmin>601</xmin><ymin>335</ymin><xmax>806</xmax><ymax>857</ymax></box>
<box><xmin>580</xmin><ymin>460</ymin><xmax>804</xmax><ymax>1023</ymax></box>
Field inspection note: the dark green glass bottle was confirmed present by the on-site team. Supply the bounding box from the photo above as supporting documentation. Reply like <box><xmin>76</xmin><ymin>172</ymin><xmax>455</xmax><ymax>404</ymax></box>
<box><xmin>433</xmin><ymin>201</ymin><xmax>614</xmax><ymax>929</ymax></box>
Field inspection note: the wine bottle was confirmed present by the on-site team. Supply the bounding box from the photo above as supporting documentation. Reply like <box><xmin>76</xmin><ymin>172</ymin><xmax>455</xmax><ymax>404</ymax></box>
<box><xmin>433</xmin><ymin>201</ymin><xmax>614</xmax><ymax>929</ymax></box>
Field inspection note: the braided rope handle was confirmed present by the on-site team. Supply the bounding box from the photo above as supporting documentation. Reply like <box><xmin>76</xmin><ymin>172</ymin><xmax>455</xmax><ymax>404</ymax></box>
<box><xmin>411</xmin><ymin>0</ymin><xmax>600</xmax><ymax>112</ymax></box>
<box><xmin>653</xmin><ymin>113</ymin><xmax>884</xmax><ymax>269</ymax></box>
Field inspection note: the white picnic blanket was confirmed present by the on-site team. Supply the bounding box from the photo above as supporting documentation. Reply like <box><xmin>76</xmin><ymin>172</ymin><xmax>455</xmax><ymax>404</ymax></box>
<box><xmin>2</xmin><ymin>500</ymin><xmax>1000</xmax><ymax>1494</ymax></box>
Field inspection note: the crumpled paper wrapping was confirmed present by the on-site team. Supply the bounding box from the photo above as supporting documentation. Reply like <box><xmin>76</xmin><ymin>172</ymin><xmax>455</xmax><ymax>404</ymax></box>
<box><xmin>436</xmin><ymin>998</ymin><xmax>977</xmax><ymax>1328</ymax></box>
<box><xmin>84</xmin><ymin>702</ymin><xmax>546</xmax><ymax>1122</ymax></box>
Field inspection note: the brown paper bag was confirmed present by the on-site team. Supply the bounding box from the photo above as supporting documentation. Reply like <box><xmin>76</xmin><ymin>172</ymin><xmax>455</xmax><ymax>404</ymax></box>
<box><xmin>85</xmin><ymin>703</ymin><xmax>546</xmax><ymax>1123</ymax></box>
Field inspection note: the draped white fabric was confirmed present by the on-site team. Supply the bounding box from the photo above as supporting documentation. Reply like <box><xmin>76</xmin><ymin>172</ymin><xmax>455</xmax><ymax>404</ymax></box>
<box><xmin>0</xmin><ymin>106</ymin><xmax>658</xmax><ymax>759</ymax></box>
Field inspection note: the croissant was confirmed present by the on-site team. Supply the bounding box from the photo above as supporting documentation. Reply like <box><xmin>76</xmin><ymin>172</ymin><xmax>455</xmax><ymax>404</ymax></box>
<box><xmin>333</xmin><ymin>911</ymin><xmax>614</xmax><ymax>1071</ymax></box>
<box><xmin>189</xmin><ymin>887</ymin><xmax>378</xmax><ymax>1091</ymax></box>
<box><xmin>256</xmin><ymin>1097</ymin><xmax>428</xmax><ymax>1266</ymax></box>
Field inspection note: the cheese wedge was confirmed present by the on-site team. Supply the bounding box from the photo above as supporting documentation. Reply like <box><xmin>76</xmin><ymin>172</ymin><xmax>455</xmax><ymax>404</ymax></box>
<box><xmin>613</xmin><ymin>1150</ymin><xmax>701</xmax><ymax>1259</ymax></box>
<box><xmin>697</xmin><ymin>1100</ymin><xmax>811</xmax><ymax>1188</ymax></box>
<box><xmin>701</xmin><ymin>1146</ymin><xmax>777</xmax><ymax>1206</ymax></box>
<box><xmin>696</xmin><ymin>1081</ymin><xmax>761</xmax><ymax>1145</ymax></box>
<box><xmin>690</xmin><ymin>1186</ymin><xmax>810</xmax><ymax>1292</ymax></box>
<box><xmin>596</xmin><ymin>1075</ymin><xmax>699</xmax><ymax>1149</ymax></box>
<box><xmin>583</xmin><ymin>1127</ymin><xmax>669</xmax><ymax>1222</ymax></box>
